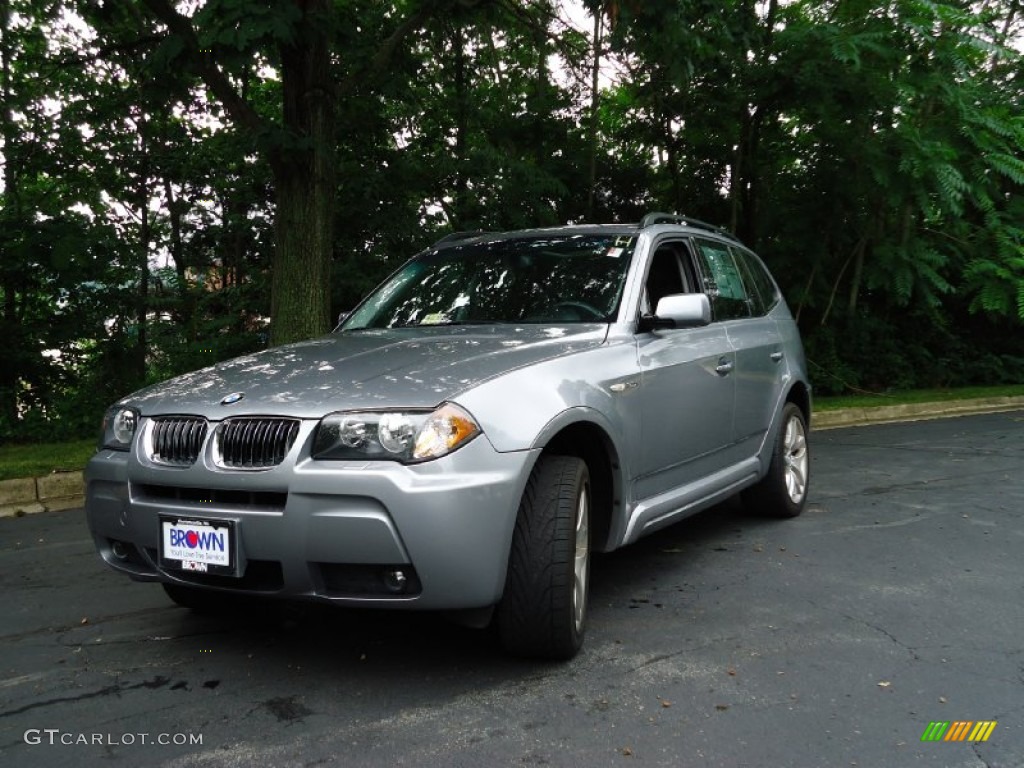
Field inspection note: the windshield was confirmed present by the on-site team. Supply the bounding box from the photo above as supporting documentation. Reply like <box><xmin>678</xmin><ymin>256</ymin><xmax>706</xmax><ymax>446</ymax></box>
<box><xmin>343</xmin><ymin>234</ymin><xmax>637</xmax><ymax>330</ymax></box>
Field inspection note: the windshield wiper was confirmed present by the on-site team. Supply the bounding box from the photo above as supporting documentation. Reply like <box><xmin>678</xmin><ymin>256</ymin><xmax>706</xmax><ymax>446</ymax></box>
<box><xmin>431</xmin><ymin>320</ymin><xmax>514</xmax><ymax>326</ymax></box>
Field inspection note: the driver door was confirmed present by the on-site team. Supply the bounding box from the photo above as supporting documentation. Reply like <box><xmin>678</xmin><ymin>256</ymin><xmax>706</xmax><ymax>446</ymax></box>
<box><xmin>633</xmin><ymin>240</ymin><xmax>737</xmax><ymax>501</ymax></box>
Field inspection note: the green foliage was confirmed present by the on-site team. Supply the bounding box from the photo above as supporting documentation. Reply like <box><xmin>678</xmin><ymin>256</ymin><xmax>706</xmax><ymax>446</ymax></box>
<box><xmin>815</xmin><ymin>383</ymin><xmax>1024</xmax><ymax>411</ymax></box>
<box><xmin>194</xmin><ymin>0</ymin><xmax>303</xmax><ymax>51</ymax></box>
<box><xmin>2</xmin><ymin>0</ymin><xmax>1022</xmax><ymax>439</ymax></box>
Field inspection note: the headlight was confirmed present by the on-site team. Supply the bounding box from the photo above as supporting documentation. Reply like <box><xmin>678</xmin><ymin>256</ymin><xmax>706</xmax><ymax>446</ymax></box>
<box><xmin>378</xmin><ymin>412</ymin><xmax>416</xmax><ymax>454</ymax></box>
<box><xmin>313</xmin><ymin>403</ymin><xmax>480</xmax><ymax>463</ymax></box>
<box><xmin>100</xmin><ymin>405</ymin><xmax>139</xmax><ymax>451</ymax></box>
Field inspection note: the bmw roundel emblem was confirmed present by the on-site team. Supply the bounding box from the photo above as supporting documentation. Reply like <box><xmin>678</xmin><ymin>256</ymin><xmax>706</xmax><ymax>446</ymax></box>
<box><xmin>220</xmin><ymin>392</ymin><xmax>245</xmax><ymax>406</ymax></box>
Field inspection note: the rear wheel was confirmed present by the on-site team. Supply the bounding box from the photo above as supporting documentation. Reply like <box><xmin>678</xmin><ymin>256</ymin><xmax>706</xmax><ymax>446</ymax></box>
<box><xmin>743</xmin><ymin>402</ymin><xmax>809</xmax><ymax>518</ymax></box>
<box><xmin>498</xmin><ymin>455</ymin><xmax>590</xmax><ymax>660</ymax></box>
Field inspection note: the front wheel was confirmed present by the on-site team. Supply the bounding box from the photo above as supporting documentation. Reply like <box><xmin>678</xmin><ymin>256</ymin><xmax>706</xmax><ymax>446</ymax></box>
<box><xmin>497</xmin><ymin>455</ymin><xmax>591</xmax><ymax>660</ymax></box>
<box><xmin>743</xmin><ymin>402</ymin><xmax>810</xmax><ymax>518</ymax></box>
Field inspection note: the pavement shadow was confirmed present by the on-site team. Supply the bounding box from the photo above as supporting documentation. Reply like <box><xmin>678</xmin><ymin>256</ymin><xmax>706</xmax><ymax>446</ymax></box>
<box><xmin>151</xmin><ymin>496</ymin><xmax>786</xmax><ymax>677</ymax></box>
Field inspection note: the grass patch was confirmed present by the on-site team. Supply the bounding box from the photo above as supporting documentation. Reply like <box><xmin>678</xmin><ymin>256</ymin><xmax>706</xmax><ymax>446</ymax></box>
<box><xmin>815</xmin><ymin>384</ymin><xmax>1024</xmax><ymax>411</ymax></box>
<box><xmin>0</xmin><ymin>439</ymin><xmax>97</xmax><ymax>482</ymax></box>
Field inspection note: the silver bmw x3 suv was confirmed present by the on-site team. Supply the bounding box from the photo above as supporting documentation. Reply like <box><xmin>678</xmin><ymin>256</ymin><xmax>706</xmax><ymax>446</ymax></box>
<box><xmin>86</xmin><ymin>213</ymin><xmax>811</xmax><ymax>659</ymax></box>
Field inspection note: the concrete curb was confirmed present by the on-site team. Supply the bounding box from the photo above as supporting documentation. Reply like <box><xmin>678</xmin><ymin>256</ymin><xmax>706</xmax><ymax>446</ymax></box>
<box><xmin>1</xmin><ymin>397</ymin><xmax>1022</xmax><ymax>518</ymax></box>
<box><xmin>0</xmin><ymin>470</ymin><xmax>85</xmax><ymax>518</ymax></box>
<box><xmin>813</xmin><ymin>395</ymin><xmax>1024</xmax><ymax>430</ymax></box>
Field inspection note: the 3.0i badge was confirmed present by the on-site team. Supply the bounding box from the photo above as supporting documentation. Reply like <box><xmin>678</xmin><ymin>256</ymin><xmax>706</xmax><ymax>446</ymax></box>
<box><xmin>220</xmin><ymin>392</ymin><xmax>245</xmax><ymax>405</ymax></box>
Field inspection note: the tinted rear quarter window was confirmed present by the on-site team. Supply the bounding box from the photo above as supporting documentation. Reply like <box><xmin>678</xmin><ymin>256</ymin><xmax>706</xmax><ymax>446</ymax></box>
<box><xmin>732</xmin><ymin>247</ymin><xmax>780</xmax><ymax>316</ymax></box>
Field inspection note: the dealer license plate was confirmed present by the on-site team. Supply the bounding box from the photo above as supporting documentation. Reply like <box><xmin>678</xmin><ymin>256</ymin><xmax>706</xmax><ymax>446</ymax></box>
<box><xmin>159</xmin><ymin>517</ymin><xmax>236</xmax><ymax>576</ymax></box>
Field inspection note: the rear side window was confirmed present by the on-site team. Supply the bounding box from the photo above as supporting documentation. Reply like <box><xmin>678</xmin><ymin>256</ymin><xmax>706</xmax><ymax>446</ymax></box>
<box><xmin>732</xmin><ymin>247</ymin><xmax>780</xmax><ymax>316</ymax></box>
<box><xmin>693</xmin><ymin>239</ymin><xmax>750</xmax><ymax>321</ymax></box>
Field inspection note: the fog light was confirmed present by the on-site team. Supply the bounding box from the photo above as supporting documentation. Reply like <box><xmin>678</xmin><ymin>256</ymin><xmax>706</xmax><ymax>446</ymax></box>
<box><xmin>383</xmin><ymin>568</ymin><xmax>408</xmax><ymax>593</ymax></box>
<box><xmin>111</xmin><ymin>540</ymin><xmax>130</xmax><ymax>560</ymax></box>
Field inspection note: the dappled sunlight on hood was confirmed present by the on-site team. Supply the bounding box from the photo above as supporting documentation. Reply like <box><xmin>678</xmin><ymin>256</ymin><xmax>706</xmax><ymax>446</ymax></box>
<box><xmin>122</xmin><ymin>325</ymin><xmax>608</xmax><ymax>418</ymax></box>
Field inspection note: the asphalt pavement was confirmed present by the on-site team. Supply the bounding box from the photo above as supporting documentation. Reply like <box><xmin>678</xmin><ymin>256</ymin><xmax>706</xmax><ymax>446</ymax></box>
<box><xmin>1</xmin><ymin>410</ymin><xmax>1022</xmax><ymax>767</ymax></box>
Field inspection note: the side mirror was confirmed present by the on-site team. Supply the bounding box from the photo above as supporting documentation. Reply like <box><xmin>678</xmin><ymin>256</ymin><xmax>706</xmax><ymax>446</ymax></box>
<box><xmin>653</xmin><ymin>293</ymin><xmax>711</xmax><ymax>328</ymax></box>
<box><xmin>334</xmin><ymin>311</ymin><xmax>350</xmax><ymax>331</ymax></box>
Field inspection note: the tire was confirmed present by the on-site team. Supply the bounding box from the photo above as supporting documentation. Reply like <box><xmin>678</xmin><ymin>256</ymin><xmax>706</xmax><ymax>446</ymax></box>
<box><xmin>498</xmin><ymin>455</ymin><xmax>591</xmax><ymax>660</ymax></box>
<box><xmin>743</xmin><ymin>402</ymin><xmax>810</xmax><ymax>518</ymax></box>
<box><xmin>162</xmin><ymin>583</ymin><xmax>239</xmax><ymax>615</ymax></box>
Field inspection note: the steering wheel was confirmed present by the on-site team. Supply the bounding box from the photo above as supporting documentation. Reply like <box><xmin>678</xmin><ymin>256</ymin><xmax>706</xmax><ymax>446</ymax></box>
<box><xmin>550</xmin><ymin>301</ymin><xmax>606</xmax><ymax>321</ymax></box>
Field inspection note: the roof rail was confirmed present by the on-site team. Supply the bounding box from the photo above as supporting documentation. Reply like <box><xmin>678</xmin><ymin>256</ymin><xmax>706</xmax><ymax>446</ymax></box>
<box><xmin>431</xmin><ymin>230</ymin><xmax>494</xmax><ymax>247</ymax></box>
<box><xmin>640</xmin><ymin>212</ymin><xmax>738</xmax><ymax>241</ymax></box>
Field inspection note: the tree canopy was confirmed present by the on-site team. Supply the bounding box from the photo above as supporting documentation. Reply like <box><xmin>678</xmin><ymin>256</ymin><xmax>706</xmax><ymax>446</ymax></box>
<box><xmin>1</xmin><ymin>0</ymin><xmax>1022</xmax><ymax>441</ymax></box>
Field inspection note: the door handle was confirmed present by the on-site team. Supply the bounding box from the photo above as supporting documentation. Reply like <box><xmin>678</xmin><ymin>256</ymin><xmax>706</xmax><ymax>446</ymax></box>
<box><xmin>715</xmin><ymin>359</ymin><xmax>733</xmax><ymax>375</ymax></box>
<box><xmin>770</xmin><ymin>351</ymin><xmax>783</xmax><ymax>362</ymax></box>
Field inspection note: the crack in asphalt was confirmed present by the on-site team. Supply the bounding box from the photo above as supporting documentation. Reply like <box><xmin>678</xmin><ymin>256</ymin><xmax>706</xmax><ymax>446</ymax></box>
<box><xmin>805</xmin><ymin>598</ymin><xmax>920</xmax><ymax>660</ymax></box>
<box><xmin>0</xmin><ymin>606</ymin><xmax>177</xmax><ymax>644</ymax></box>
<box><xmin>627</xmin><ymin>648</ymin><xmax>691</xmax><ymax>673</ymax></box>
<box><xmin>852</xmin><ymin>617</ymin><xmax>921</xmax><ymax>661</ymax></box>
<box><xmin>861</xmin><ymin>480</ymin><xmax>943</xmax><ymax>496</ymax></box>
<box><xmin>53</xmin><ymin>626</ymin><xmax>234</xmax><ymax>649</ymax></box>
<box><xmin>814</xmin><ymin>463</ymin><xmax>1019</xmax><ymax>501</ymax></box>
<box><xmin>0</xmin><ymin>675</ymin><xmax>171</xmax><ymax>718</ymax></box>
<box><xmin>971</xmin><ymin>743</ymin><xmax>993</xmax><ymax>768</ymax></box>
<box><xmin>816</xmin><ymin>511</ymin><xmax>947</xmax><ymax>535</ymax></box>
<box><xmin>819</xmin><ymin>439</ymin><xmax>1020</xmax><ymax>457</ymax></box>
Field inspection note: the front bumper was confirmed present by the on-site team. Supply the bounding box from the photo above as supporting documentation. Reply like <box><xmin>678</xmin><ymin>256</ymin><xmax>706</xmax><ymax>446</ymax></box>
<box><xmin>85</xmin><ymin>422</ymin><xmax>537</xmax><ymax>610</ymax></box>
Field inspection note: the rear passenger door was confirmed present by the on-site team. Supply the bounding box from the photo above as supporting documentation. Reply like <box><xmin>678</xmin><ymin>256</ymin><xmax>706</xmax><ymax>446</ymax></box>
<box><xmin>693</xmin><ymin>238</ymin><xmax>784</xmax><ymax>455</ymax></box>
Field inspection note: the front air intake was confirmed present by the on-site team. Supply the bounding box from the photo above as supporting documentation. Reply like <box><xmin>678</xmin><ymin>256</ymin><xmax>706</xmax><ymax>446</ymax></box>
<box><xmin>214</xmin><ymin>418</ymin><xmax>300</xmax><ymax>469</ymax></box>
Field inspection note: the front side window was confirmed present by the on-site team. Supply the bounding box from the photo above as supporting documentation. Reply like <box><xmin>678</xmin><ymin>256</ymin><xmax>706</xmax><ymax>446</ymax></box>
<box><xmin>343</xmin><ymin>235</ymin><xmax>637</xmax><ymax>329</ymax></box>
<box><xmin>640</xmin><ymin>242</ymin><xmax>694</xmax><ymax>317</ymax></box>
<box><xmin>693</xmin><ymin>238</ymin><xmax>751</xmax><ymax>321</ymax></box>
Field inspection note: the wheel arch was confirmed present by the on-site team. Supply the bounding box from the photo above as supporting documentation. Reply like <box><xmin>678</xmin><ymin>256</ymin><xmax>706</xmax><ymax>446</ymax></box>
<box><xmin>533</xmin><ymin>415</ymin><xmax>625</xmax><ymax>554</ymax></box>
<box><xmin>754</xmin><ymin>378</ymin><xmax>812</xmax><ymax>479</ymax></box>
<box><xmin>786</xmin><ymin>380</ymin><xmax>811</xmax><ymax>427</ymax></box>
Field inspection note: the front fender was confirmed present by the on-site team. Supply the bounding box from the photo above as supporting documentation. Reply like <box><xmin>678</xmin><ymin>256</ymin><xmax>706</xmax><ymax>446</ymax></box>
<box><xmin>453</xmin><ymin>338</ymin><xmax>640</xmax><ymax>454</ymax></box>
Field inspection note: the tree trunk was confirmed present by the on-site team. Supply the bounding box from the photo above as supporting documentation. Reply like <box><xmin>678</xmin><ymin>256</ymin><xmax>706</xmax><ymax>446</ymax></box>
<box><xmin>664</xmin><ymin>114</ymin><xmax>682</xmax><ymax>211</ymax></box>
<box><xmin>227</xmin><ymin>65</ymin><xmax>250</xmax><ymax>293</ymax></box>
<box><xmin>136</xmin><ymin>123</ymin><xmax>150</xmax><ymax>385</ymax></box>
<box><xmin>0</xmin><ymin>0</ymin><xmax>18</xmax><ymax>428</ymax></box>
<box><xmin>162</xmin><ymin>176</ymin><xmax>187</xmax><ymax>288</ymax></box>
<box><xmin>729</xmin><ymin>109</ymin><xmax>746</xmax><ymax>235</ymax></box>
<box><xmin>226</xmin><ymin>187</ymin><xmax>253</xmax><ymax>292</ymax></box>
<box><xmin>846</xmin><ymin>234</ymin><xmax>865</xmax><ymax>316</ymax></box>
<box><xmin>271</xmin><ymin>0</ymin><xmax>335</xmax><ymax>346</ymax></box>
<box><xmin>452</xmin><ymin>23</ymin><xmax>469</xmax><ymax>229</ymax></box>
<box><xmin>531</xmin><ymin>20</ymin><xmax>549</xmax><ymax>214</ymax></box>
<box><xmin>585</xmin><ymin>9</ymin><xmax>602</xmax><ymax>222</ymax></box>
<box><xmin>272</xmin><ymin>169</ymin><xmax>333</xmax><ymax>343</ymax></box>
<box><xmin>0</xmin><ymin>284</ymin><xmax>15</xmax><ymax>429</ymax></box>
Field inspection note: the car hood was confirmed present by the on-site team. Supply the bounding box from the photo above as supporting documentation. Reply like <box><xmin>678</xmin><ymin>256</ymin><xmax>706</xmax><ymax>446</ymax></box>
<box><xmin>123</xmin><ymin>324</ymin><xmax>609</xmax><ymax>419</ymax></box>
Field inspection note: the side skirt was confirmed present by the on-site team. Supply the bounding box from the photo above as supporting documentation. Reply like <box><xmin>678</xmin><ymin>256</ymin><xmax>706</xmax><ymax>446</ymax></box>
<box><xmin>620</xmin><ymin>457</ymin><xmax>761</xmax><ymax>546</ymax></box>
